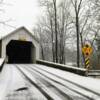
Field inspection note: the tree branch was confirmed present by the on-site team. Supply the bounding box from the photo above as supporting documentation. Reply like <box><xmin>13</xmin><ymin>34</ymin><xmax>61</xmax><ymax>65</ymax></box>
<box><xmin>80</xmin><ymin>16</ymin><xmax>89</xmax><ymax>34</ymax></box>
<box><xmin>78</xmin><ymin>0</ymin><xmax>83</xmax><ymax>14</ymax></box>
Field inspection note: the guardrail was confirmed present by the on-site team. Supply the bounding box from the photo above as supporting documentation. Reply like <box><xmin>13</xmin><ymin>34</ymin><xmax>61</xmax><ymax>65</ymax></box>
<box><xmin>88</xmin><ymin>70</ymin><xmax>100</xmax><ymax>77</ymax></box>
<box><xmin>0</xmin><ymin>58</ymin><xmax>5</xmax><ymax>71</ymax></box>
<box><xmin>36</xmin><ymin>59</ymin><xmax>87</xmax><ymax>76</ymax></box>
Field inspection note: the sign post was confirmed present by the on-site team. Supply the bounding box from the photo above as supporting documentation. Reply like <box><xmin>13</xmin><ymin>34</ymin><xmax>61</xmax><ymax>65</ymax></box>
<box><xmin>82</xmin><ymin>44</ymin><xmax>93</xmax><ymax>71</ymax></box>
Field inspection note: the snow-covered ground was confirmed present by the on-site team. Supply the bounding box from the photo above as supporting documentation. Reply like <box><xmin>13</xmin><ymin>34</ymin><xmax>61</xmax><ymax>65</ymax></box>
<box><xmin>0</xmin><ymin>64</ymin><xmax>100</xmax><ymax>100</ymax></box>
<box><xmin>0</xmin><ymin>64</ymin><xmax>26</xmax><ymax>100</ymax></box>
<box><xmin>35</xmin><ymin>64</ymin><xmax>100</xmax><ymax>93</ymax></box>
<box><xmin>34</xmin><ymin>64</ymin><xmax>100</xmax><ymax>99</ymax></box>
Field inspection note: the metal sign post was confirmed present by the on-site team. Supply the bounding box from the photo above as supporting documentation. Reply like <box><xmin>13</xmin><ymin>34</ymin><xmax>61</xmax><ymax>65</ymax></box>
<box><xmin>82</xmin><ymin>44</ymin><xmax>93</xmax><ymax>71</ymax></box>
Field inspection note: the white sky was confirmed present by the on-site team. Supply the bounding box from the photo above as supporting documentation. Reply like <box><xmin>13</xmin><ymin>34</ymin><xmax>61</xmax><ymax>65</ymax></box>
<box><xmin>0</xmin><ymin>0</ymin><xmax>62</xmax><ymax>37</ymax></box>
<box><xmin>0</xmin><ymin>0</ymin><xmax>42</xmax><ymax>36</ymax></box>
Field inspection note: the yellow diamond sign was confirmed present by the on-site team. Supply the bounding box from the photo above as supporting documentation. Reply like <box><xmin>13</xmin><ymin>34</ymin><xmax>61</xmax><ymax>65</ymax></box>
<box><xmin>82</xmin><ymin>44</ymin><xmax>93</xmax><ymax>56</ymax></box>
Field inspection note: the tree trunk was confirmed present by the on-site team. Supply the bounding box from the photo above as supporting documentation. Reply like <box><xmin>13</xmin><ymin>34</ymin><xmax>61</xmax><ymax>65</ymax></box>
<box><xmin>50</xmin><ymin>18</ymin><xmax>55</xmax><ymax>62</ymax></box>
<box><xmin>40</xmin><ymin>44</ymin><xmax>45</xmax><ymax>60</ymax></box>
<box><xmin>53</xmin><ymin>0</ymin><xmax>58</xmax><ymax>63</ymax></box>
<box><xmin>76</xmin><ymin>12</ymin><xmax>80</xmax><ymax>67</ymax></box>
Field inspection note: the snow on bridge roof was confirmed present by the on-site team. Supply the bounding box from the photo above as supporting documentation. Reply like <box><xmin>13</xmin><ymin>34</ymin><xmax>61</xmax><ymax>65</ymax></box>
<box><xmin>0</xmin><ymin>26</ymin><xmax>39</xmax><ymax>42</ymax></box>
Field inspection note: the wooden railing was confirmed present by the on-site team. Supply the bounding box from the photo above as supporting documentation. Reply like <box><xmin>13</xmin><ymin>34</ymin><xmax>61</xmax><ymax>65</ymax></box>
<box><xmin>0</xmin><ymin>58</ymin><xmax>5</xmax><ymax>71</ymax></box>
<box><xmin>36</xmin><ymin>59</ymin><xmax>87</xmax><ymax>76</ymax></box>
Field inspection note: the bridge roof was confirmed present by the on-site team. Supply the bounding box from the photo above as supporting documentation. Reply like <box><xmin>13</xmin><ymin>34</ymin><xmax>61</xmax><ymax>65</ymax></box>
<box><xmin>0</xmin><ymin>26</ymin><xmax>39</xmax><ymax>43</ymax></box>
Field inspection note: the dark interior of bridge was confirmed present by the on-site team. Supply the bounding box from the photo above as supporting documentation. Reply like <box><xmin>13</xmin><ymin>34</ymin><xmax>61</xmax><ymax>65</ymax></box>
<box><xmin>6</xmin><ymin>40</ymin><xmax>35</xmax><ymax>64</ymax></box>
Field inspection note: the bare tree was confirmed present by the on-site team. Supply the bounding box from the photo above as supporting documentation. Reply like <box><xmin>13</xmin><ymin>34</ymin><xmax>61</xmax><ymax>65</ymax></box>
<box><xmin>70</xmin><ymin>0</ymin><xmax>93</xmax><ymax>67</ymax></box>
<box><xmin>35</xmin><ymin>0</ymin><xmax>72</xmax><ymax>64</ymax></box>
<box><xmin>52</xmin><ymin>0</ymin><xmax>58</xmax><ymax>63</ymax></box>
<box><xmin>35</xmin><ymin>0</ymin><xmax>96</xmax><ymax>67</ymax></box>
<box><xmin>0</xmin><ymin>0</ymin><xmax>16</xmax><ymax>29</ymax></box>
<box><xmin>70</xmin><ymin>0</ymin><xmax>83</xmax><ymax>67</ymax></box>
<box><xmin>58</xmin><ymin>1</ymin><xmax>72</xmax><ymax>64</ymax></box>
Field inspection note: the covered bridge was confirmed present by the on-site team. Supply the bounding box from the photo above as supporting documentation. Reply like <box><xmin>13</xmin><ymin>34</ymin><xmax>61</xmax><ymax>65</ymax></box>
<box><xmin>0</xmin><ymin>26</ymin><xmax>39</xmax><ymax>63</ymax></box>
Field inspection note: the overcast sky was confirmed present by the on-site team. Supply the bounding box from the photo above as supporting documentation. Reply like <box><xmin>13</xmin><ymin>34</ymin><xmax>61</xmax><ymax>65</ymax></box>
<box><xmin>0</xmin><ymin>0</ymin><xmax>43</xmax><ymax>36</ymax></box>
<box><xmin>0</xmin><ymin>0</ymin><xmax>62</xmax><ymax>37</ymax></box>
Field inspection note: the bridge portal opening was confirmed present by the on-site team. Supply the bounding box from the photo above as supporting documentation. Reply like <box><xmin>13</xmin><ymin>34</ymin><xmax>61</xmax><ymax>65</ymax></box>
<box><xmin>6</xmin><ymin>40</ymin><xmax>36</xmax><ymax>64</ymax></box>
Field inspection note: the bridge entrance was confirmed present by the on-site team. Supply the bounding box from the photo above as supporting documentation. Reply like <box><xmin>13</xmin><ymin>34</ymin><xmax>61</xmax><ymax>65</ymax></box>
<box><xmin>6</xmin><ymin>40</ymin><xmax>36</xmax><ymax>64</ymax></box>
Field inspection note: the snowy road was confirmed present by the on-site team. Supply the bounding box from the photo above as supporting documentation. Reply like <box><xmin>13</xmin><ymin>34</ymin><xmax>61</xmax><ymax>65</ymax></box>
<box><xmin>0</xmin><ymin>64</ymin><xmax>27</xmax><ymax>100</ymax></box>
<box><xmin>0</xmin><ymin>64</ymin><xmax>100</xmax><ymax>100</ymax></box>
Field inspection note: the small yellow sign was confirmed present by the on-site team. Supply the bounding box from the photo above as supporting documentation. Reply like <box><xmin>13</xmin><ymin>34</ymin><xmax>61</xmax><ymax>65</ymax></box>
<box><xmin>82</xmin><ymin>44</ymin><xmax>93</xmax><ymax>56</ymax></box>
<box><xmin>19</xmin><ymin>37</ymin><xmax>26</xmax><ymax>41</ymax></box>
